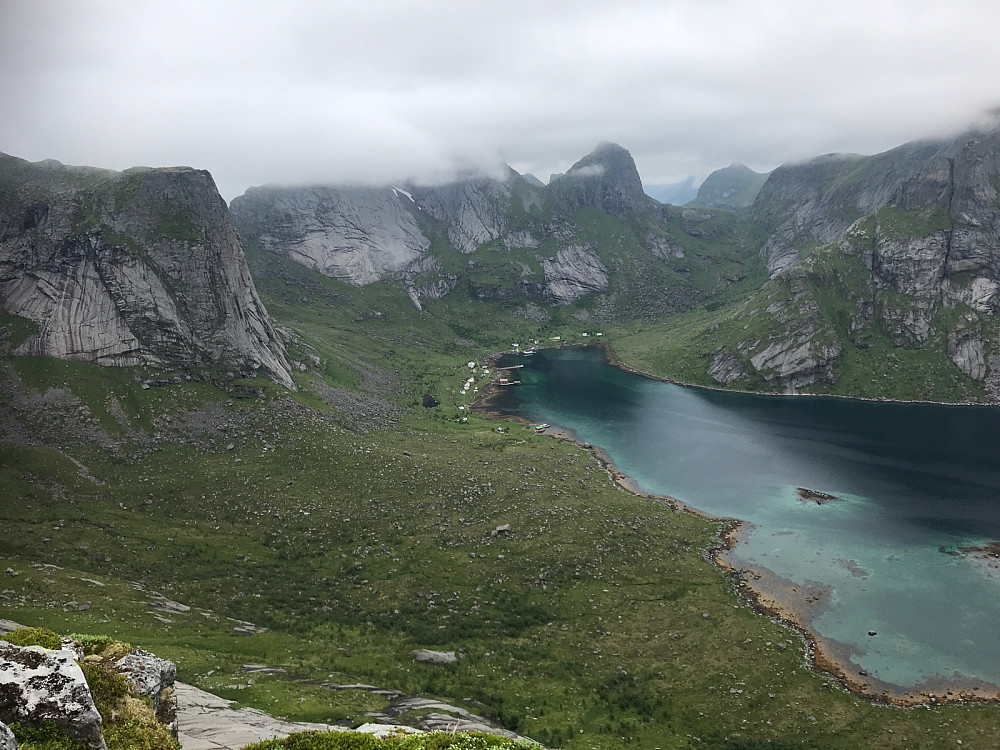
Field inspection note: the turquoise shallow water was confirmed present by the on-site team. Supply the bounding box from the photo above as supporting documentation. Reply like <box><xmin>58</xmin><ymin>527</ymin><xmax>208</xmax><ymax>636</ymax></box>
<box><xmin>488</xmin><ymin>347</ymin><xmax>1000</xmax><ymax>692</ymax></box>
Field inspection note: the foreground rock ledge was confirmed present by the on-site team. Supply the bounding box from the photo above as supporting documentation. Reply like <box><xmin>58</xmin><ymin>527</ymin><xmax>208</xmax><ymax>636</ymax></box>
<box><xmin>0</xmin><ymin>640</ymin><xmax>107</xmax><ymax>750</ymax></box>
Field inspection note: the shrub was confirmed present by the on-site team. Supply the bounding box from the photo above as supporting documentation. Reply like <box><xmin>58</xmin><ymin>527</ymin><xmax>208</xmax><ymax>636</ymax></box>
<box><xmin>8</xmin><ymin>721</ymin><xmax>85</xmax><ymax>750</ymax></box>
<box><xmin>3</xmin><ymin>627</ymin><xmax>62</xmax><ymax>650</ymax></box>
<box><xmin>79</xmin><ymin>661</ymin><xmax>179</xmax><ymax>750</ymax></box>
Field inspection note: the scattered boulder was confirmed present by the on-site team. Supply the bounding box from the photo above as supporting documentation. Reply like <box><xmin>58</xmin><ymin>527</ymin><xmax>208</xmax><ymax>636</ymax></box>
<box><xmin>0</xmin><ymin>641</ymin><xmax>107</xmax><ymax>750</ymax></box>
<box><xmin>410</xmin><ymin>649</ymin><xmax>458</xmax><ymax>665</ymax></box>
<box><xmin>491</xmin><ymin>524</ymin><xmax>511</xmax><ymax>537</ymax></box>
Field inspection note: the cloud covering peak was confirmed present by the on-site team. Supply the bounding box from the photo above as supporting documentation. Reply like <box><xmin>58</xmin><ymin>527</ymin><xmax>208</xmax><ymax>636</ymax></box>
<box><xmin>2</xmin><ymin>0</ymin><xmax>999</xmax><ymax>200</ymax></box>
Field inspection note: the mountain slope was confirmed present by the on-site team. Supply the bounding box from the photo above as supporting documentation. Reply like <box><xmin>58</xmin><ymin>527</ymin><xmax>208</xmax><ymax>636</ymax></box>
<box><xmin>614</xmin><ymin>128</ymin><xmax>1000</xmax><ymax>402</ymax></box>
<box><xmin>232</xmin><ymin>143</ymin><xmax>762</xmax><ymax>322</ymax></box>
<box><xmin>688</xmin><ymin>163</ymin><xmax>769</xmax><ymax>209</ymax></box>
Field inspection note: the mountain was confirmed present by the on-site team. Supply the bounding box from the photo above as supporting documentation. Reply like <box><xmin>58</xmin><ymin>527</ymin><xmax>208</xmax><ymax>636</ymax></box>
<box><xmin>0</xmin><ymin>153</ymin><xmax>293</xmax><ymax>388</ymax></box>
<box><xmin>232</xmin><ymin>143</ymin><xmax>757</xmax><ymax>321</ymax></box>
<box><xmin>545</xmin><ymin>142</ymin><xmax>655</xmax><ymax>219</ymax></box>
<box><xmin>688</xmin><ymin>163</ymin><xmax>769</xmax><ymax>210</ymax></box>
<box><xmin>632</xmin><ymin>128</ymin><xmax>1000</xmax><ymax>401</ymax></box>
<box><xmin>644</xmin><ymin>177</ymin><xmax>698</xmax><ymax>206</ymax></box>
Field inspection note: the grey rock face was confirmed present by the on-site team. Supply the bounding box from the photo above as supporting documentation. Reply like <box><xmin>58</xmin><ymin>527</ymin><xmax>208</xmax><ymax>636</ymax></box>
<box><xmin>0</xmin><ymin>722</ymin><xmax>16</xmax><ymax>750</ymax></box>
<box><xmin>646</xmin><ymin>234</ymin><xmax>685</xmax><ymax>259</ymax></box>
<box><xmin>0</xmin><ymin>641</ymin><xmax>107</xmax><ymax>750</ymax></box>
<box><xmin>174</xmin><ymin>681</ymin><xmax>343</xmax><ymax>749</ymax></box>
<box><xmin>412</xmin><ymin>171</ymin><xmax>526</xmax><ymax>254</ymax></box>
<box><xmin>0</xmin><ymin>154</ymin><xmax>293</xmax><ymax>389</ymax></box>
<box><xmin>230</xmin><ymin>185</ymin><xmax>429</xmax><ymax>286</ymax></box>
<box><xmin>743</xmin><ymin>272</ymin><xmax>843</xmax><ymax>388</ymax></box>
<box><xmin>948</xmin><ymin>313</ymin><xmax>987</xmax><ymax>380</ymax></box>
<box><xmin>707</xmin><ymin>348</ymin><xmax>748</xmax><ymax>384</ymax></box>
<box><xmin>540</xmin><ymin>246</ymin><xmax>609</xmax><ymax>305</ymax></box>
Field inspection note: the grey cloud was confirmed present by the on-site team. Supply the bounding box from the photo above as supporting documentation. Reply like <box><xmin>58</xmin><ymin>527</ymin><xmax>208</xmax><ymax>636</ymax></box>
<box><xmin>2</xmin><ymin>0</ymin><xmax>1000</xmax><ymax>200</ymax></box>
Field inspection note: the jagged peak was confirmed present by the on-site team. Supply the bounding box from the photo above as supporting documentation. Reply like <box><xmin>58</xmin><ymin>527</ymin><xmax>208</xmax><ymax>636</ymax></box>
<box><xmin>562</xmin><ymin>142</ymin><xmax>637</xmax><ymax>179</ymax></box>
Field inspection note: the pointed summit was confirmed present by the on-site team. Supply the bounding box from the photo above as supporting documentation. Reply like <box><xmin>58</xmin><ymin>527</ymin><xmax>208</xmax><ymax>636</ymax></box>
<box><xmin>550</xmin><ymin>142</ymin><xmax>651</xmax><ymax>219</ymax></box>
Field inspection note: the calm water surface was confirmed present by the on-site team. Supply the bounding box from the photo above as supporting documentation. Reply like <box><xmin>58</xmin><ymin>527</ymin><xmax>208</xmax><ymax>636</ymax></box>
<box><xmin>489</xmin><ymin>347</ymin><xmax>1000</xmax><ymax>690</ymax></box>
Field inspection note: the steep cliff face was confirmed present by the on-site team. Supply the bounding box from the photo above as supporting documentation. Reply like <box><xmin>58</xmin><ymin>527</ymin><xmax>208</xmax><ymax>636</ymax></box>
<box><xmin>540</xmin><ymin>245</ymin><xmax>609</xmax><ymax>305</ymax></box>
<box><xmin>752</xmin><ymin>141</ymin><xmax>945</xmax><ymax>276</ymax></box>
<box><xmin>410</xmin><ymin>169</ymin><xmax>541</xmax><ymax>253</ymax></box>
<box><xmin>0</xmin><ymin>154</ymin><xmax>293</xmax><ymax>388</ymax></box>
<box><xmin>230</xmin><ymin>185</ymin><xmax>430</xmax><ymax>285</ymax></box>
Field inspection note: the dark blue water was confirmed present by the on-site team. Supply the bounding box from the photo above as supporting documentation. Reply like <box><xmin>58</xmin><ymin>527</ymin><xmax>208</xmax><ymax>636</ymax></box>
<box><xmin>488</xmin><ymin>347</ymin><xmax>1000</xmax><ymax>690</ymax></box>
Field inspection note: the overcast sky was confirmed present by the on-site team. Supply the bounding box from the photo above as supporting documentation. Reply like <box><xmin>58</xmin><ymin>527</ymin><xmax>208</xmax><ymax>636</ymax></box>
<box><xmin>3</xmin><ymin>0</ymin><xmax>1000</xmax><ymax>201</ymax></box>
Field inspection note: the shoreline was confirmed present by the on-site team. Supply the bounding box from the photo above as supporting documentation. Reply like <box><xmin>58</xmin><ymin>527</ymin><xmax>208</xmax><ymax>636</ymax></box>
<box><xmin>473</xmin><ymin>343</ymin><xmax>1000</xmax><ymax>708</ymax></box>
<box><xmin>596</xmin><ymin>340</ymin><xmax>997</xmax><ymax>408</ymax></box>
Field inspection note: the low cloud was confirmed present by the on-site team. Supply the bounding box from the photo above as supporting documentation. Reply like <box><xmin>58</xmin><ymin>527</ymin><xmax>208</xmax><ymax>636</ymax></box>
<box><xmin>566</xmin><ymin>164</ymin><xmax>606</xmax><ymax>178</ymax></box>
<box><xmin>2</xmin><ymin>0</ymin><xmax>999</xmax><ymax>200</ymax></box>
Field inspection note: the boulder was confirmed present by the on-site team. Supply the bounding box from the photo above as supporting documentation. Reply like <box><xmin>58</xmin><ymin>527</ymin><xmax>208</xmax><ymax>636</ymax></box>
<box><xmin>0</xmin><ymin>641</ymin><xmax>107</xmax><ymax>750</ymax></box>
<box><xmin>410</xmin><ymin>649</ymin><xmax>458</xmax><ymax>665</ymax></box>
<box><xmin>114</xmin><ymin>649</ymin><xmax>178</xmax><ymax>735</ymax></box>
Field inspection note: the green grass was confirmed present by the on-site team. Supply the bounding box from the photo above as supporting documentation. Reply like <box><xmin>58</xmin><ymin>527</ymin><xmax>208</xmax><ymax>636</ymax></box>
<box><xmin>874</xmin><ymin>205</ymin><xmax>951</xmax><ymax>240</ymax></box>
<box><xmin>0</xmin><ymin>310</ymin><xmax>39</xmax><ymax>349</ymax></box>
<box><xmin>3</xmin><ymin>247</ymin><xmax>1000</xmax><ymax>749</ymax></box>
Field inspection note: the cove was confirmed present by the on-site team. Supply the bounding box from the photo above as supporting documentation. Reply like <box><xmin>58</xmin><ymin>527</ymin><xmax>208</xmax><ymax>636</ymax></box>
<box><xmin>483</xmin><ymin>346</ymin><xmax>1000</xmax><ymax>702</ymax></box>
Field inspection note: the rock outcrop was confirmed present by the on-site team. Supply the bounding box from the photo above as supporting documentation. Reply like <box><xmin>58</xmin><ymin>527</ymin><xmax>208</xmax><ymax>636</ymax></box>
<box><xmin>0</xmin><ymin>640</ymin><xmax>107</xmax><ymax>750</ymax></box>
<box><xmin>0</xmin><ymin>153</ymin><xmax>293</xmax><ymax>388</ymax></box>
<box><xmin>540</xmin><ymin>246</ymin><xmax>609</xmax><ymax>305</ymax></box>
<box><xmin>174</xmin><ymin>681</ymin><xmax>344</xmax><ymax>749</ymax></box>
<box><xmin>948</xmin><ymin>312</ymin><xmax>987</xmax><ymax>380</ymax></box>
<box><xmin>410</xmin><ymin>649</ymin><xmax>458</xmax><ymax>665</ymax></box>
<box><xmin>410</xmin><ymin>169</ymin><xmax>539</xmax><ymax>254</ymax></box>
<box><xmin>115</xmin><ymin>648</ymin><xmax>178</xmax><ymax>734</ymax></box>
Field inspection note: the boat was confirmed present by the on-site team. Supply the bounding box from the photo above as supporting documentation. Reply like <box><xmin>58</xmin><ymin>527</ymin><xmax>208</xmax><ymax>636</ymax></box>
<box><xmin>497</xmin><ymin>378</ymin><xmax>521</xmax><ymax>386</ymax></box>
<box><xmin>533</xmin><ymin>423</ymin><xmax>549</xmax><ymax>431</ymax></box>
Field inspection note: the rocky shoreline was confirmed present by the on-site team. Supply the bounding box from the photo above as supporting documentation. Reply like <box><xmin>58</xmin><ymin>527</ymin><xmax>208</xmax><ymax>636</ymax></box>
<box><xmin>473</xmin><ymin>342</ymin><xmax>1000</xmax><ymax>708</ymax></box>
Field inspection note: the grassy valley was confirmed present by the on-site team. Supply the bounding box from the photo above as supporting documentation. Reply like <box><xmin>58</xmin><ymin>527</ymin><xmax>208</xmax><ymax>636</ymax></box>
<box><xmin>4</xmin><ymin>253</ymin><xmax>1000</xmax><ymax>749</ymax></box>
